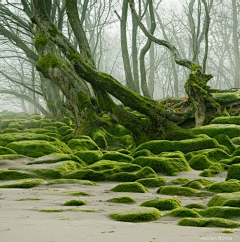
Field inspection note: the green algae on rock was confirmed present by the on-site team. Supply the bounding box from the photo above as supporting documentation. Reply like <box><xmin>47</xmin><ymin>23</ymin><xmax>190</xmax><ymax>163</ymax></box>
<box><xmin>0</xmin><ymin>170</ymin><xmax>33</xmax><ymax>180</ymax></box>
<box><xmin>136</xmin><ymin>177</ymin><xmax>167</xmax><ymax>187</ymax></box>
<box><xmin>157</xmin><ymin>186</ymin><xmax>198</xmax><ymax>197</ymax></box>
<box><xmin>165</xmin><ymin>207</ymin><xmax>201</xmax><ymax>218</ymax></box>
<box><xmin>106</xmin><ymin>196</ymin><xmax>136</xmax><ymax>204</ymax></box>
<box><xmin>100</xmin><ymin>151</ymin><xmax>133</xmax><ymax>163</ymax></box>
<box><xmin>226</xmin><ymin>164</ymin><xmax>240</xmax><ymax>180</ymax></box>
<box><xmin>64</xmin><ymin>200</ymin><xmax>86</xmax><ymax>206</ymax></box>
<box><xmin>141</xmin><ymin>197</ymin><xmax>182</xmax><ymax>211</ymax></box>
<box><xmin>47</xmin><ymin>179</ymin><xmax>97</xmax><ymax>186</ymax></box>
<box><xmin>110</xmin><ymin>182</ymin><xmax>148</xmax><ymax>193</ymax></box>
<box><xmin>73</xmin><ymin>150</ymin><xmax>102</xmax><ymax>165</ymax></box>
<box><xmin>178</xmin><ymin>217</ymin><xmax>240</xmax><ymax>228</ymax></box>
<box><xmin>206</xmin><ymin>180</ymin><xmax>240</xmax><ymax>193</ymax></box>
<box><xmin>0</xmin><ymin>178</ymin><xmax>46</xmax><ymax>188</ymax></box>
<box><xmin>170</xmin><ymin>177</ymin><xmax>191</xmax><ymax>185</ymax></box>
<box><xmin>207</xmin><ymin>192</ymin><xmax>240</xmax><ymax>207</ymax></box>
<box><xmin>109</xmin><ymin>207</ymin><xmax>161</xmax><ymax>222</ymax></box>
<box><xmin>199</xmin><ymin>206</ymin><xmax>240</xmax><ymax>219</ymax></box>
<box><xmin>185</xmin><ymin>203</ymin><xmax>207</xmax><ymax>209</ymax></box>
<box><xmin>67</xmin><ymin>136</ymin><xmax>99</xmax><ymax>151</ymax></box>
<box><xmin>0</xmin><ymin>146</ymin><xmax>17</xmax><ymax>155</ymax></box>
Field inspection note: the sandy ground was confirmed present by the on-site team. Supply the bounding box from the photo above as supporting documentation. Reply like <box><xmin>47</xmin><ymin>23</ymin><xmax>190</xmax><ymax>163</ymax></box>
<box><xmin>0</xmin><ymin>159</ymin><xmax>240</xmax><ymax>242</ymax></box>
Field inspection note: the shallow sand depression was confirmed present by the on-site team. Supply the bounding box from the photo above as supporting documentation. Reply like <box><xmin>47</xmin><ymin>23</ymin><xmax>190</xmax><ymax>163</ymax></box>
<box><xmin>0</xmin><ymin>169</ymin><xmax>239</xmax><ymax>242</ymax></box>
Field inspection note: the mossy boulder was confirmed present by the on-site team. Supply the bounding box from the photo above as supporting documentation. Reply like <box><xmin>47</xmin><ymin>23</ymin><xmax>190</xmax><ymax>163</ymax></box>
<box><xmin>183</xmin><ymin>178</ymin><xmax>214</xmax><ymax>188</ymax></box>
<box><xmin>192</xmin><ymin>124</ymin><xmax>240</xmax><ymax>139</ymax></box>
<box><xmin>7</xmin><ymin>140</ymin><xmax>71</xmax><ymax>158</ymax></box>
<box><xmin>132</xmin><ymin>155</ymin><xmax>190</xmax><ymax>175</ymax></box>
<box><xmin>0</xmin><ymin>154</ymin><xmax>25</xmax><ymax>160</ymax></box>
<box><xmin>91</xmin><ymin>130</ymin><xmax>108</xmax><ymax>149</ymax></box>
<box><xmin>47</xmin><ymin>179</ymin><xmax>97</xmax><ymax>186</ymax></box>
<box><xmin>157</xmin><ymin>186</ymin><xmax>198</xmax><ymax>197</ymax></box>
<box><xmin>206</xmin><ymin>180</ymin><xmax>240</xmax><ymax>193</ymax></box>
<box><xmin>106</xmin><ymin>196</ymin><xmax>136</xmax><ymax>204</ymax></box>
<box><xmin>59</xmin><ymin>117</ymin><xmax>72</xmax><ymax>126</ymax></box>
<box><xmin>141</xmin><ymin>198</ymin><xmax>182</xmax><ymax>211</ymax></box>
<box><xmin>0</xmin><ymin>178</ymin><xmax>46</xmax><ymax>188</ymax></box>
<box><xmin>64</xmin><ymin>200</ymin><xmax>86</xmax><ymax>206</ymax></box>
<box><xmin>211</xmin><ymin>116</ymin><xmax>240</xmax><ymax>125</ymax></box>
<box><xmin>133</xmin><ymin>137</ymin><xmax>221</xmax><ymax>154</ymax></box>
<box><xmin>200</xmin><ymin>163</ymin><xmax>228</xmax><ymax>177</ymax></box>
<box><xmin>178</xmin><ymin>217</ymin><xmax>240</xmax><ymax>228</ymax></box>
<box><xmin>185</xmin><ymin>203</ymin><xmax>207</xmax><ymax>209</ymax></box>
<box><xmin>231</xmin><ymin>137</ymin><xmax>240</xmax><ymax>145</ymax></box>
<box><xmin>171</xmin><ymin>178</ymin><xmax>190</xmax><ymax>185</ymax></box>
<box><xmin>41</xmin><ymin>122</ymin><xmax>67</xmax><ymax>129</ymax></box>
<box><xmin>0</xmin><ymin>146</ymin><xmax>17</xmax><ymax>155</ymax></box>
<box><xmin>226</xmin><ymin>164</ymin><xmax>240</xmax><ymax>180</ymax></box>
<box><xmin>208</xmin><ymin>192</ymin><xmax>240</xmax><ymax>207</ymax></box>
<box><xmin>199</xmin><ymin>206</ymin><xmax>240</xmax><ymax>219</ymax></box>
<box><xmin>165</xmin><ymin>207</ymin><xmax>201</xmax><ymax>218</ymax></box>
<box><xmin>110</xmin><ymin>182</ymin><xmax>148</xmax><ymax>193</ymax></box>
<box><xmin>188</xmin><ymin>154</ymin><xmax>214</xmax><ymax>170</ymax></box>
<box><xmin>136</xmin><ymin>177</ymin><xmax>167</xmax><ymax>187</ymax></box>
<box><xmin>30</xmin><ymin>114</ymin><xmax>43</xmax><ymax>120</ymax></box>
<box><xmin>73</xmin><ymin>150</ymin><xmax>102</xmax><ymax>165</ymax></box>
<box><xmin>100</xmin><ymin>151</ymin><xmax>133</xmax><ymax>163</ymax></box>
<box><xmin>132</xmin><ymin>149</ymin><xmax>153</xmax><ymax>158</ymax></box>
<box><xmin>214</xmin><ymin>134</ymin><xmax>236</xmax><ymax>153</ymax></box>
<box><xmin>67</xmin><ymin>136</ymin><xmax>99</xmax><ymax>151</ymax></box>
<box><xmin>109</xmin><ymin>207</ymin><xmax>161</xmax><ymax>222</ymax></box>
<box><xmin>108</xmin><ymin>166</ymin><xmax>157</xmax><ymax>182</ymax></box>
<box><xmin>0</xmin><ymin>170</ymin><xmax>33</xmax><ymax>180</ymax></box>
<box><xmin>2</xmin><ymin>128</ymin><xmax>19</xmax><ymax>133</ymax></box>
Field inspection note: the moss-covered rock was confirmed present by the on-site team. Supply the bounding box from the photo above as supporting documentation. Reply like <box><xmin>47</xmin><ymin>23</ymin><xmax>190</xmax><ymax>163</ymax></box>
<box><xmin>132</xmin><ymin>155</ymin><xmax>190</xmax><ymax>175</ymax></box>
<box><xmin>92</xmin><ymin>130</ymin><xmax>108</xmax><ymax>149</ymax></box>
<box><xmin>0</xmin><ymin>133</ymin><xmax>55</xmax><ymax>146</ymax></box>
<box><xmin>64</xmin><ymin>200</ymin><xmax>86</xmax><ymax>206</ymax></box>
<box><xmin>192</xmin><ymin>124</ymin><xmax>240</xmax><ymax>139</ymax></box>
<box><xmin>0</xmin><ymin>146</ymin><xmax>17</xmax><ymax>155</ymax></box>
<box><xmin>28</xmin><ymin>153</ymin><xmax>84</xmax><ymax>165</ymax></box>
<box><xmin>200</xmin><ymin>163</ymin><xmax>228</xmax><ymax>177</ymax></box>
<box><xmin>0</xmin><ymin>170</ymin><xmax>33</xmax><ymax>180</ymax></box>
<box><xmin>136</xmin><ymin>177</ymin><xmax>167</xmax><ymax>187</ymax></box>
<box><xmin>132</xmin><ymin>149</ymin><xmax>154</xmax><ymax>159</ymax></box>
<box><xmin>73</xmin><ymin>150</ymin><xmax>102</xmax><ymax>165</ymax></box>
<box><xmin>157</xmin><ymin>186</ymin><xmax>198</xmax><ymax>197</ymax></box>
<box><xmin>165</xmin><ymin>207</ymin><xmax>201</xmax><ymax>218</ymax></box>
<box><xmin>211</xmin><ymin>116</ymin><xmax>240</xmax><ymax>125</ymax></box>
<box><xmin>199</xmin><ymin>206</ymin><xmax>240</xmax><ymax>219</ymax></box>
<box><xmin>185</xmin><ymin>203</ymin><xmax>207</xmax><ymax>209</ymax></box>
<box><xmin>171</xmin><ymin>178</ymin><xmax>191</xmax><ymax>185</ymax></box>
<box><xmin>108</xmin><ymin>167</ymin><xmax>157</xmax><ymax>182</ymax></box>
<box><xmin>0</xmin><ymin>178</ymin><xmax>46</xmax><ymax>188</ymax></box>
<box><xmin>231</xmin><ymin>137</ymin><xmax>240</xmax><ymax>145</ymax></box>
<box><xmin>67</xmin><ymin>136</ymin><xmax>99</xmax><ymax>151</ymax></box>
<box><xmin>133</xmin><ymin>137</ymin><xmax>221</xmax><ymax>154</ymax></box>
<box><xmin>2</xmin><ymin>128</ymin><xmax>19</xmax><ymax>133</ymax></box>
<box><xmin>141</xmin><ymin>197</ymin><xmax>182</xmax><ymax>211</ymax></box>
<box><xmin>178</xmin><ymin>217</ymin><xmax>240</xmax><ymax>228</ymax></box>
<box><xmin>100</xmin><ymin>151</ymin><xmax>133</xmax><ymax>163</ymax></box>
<box><xmin>7</xmin><ymin>140</ymin><xmax>71</xmax><ymax>158</ymax></box>
<box><xmin>110</xmin><ymin>182</ymin><xmax>148</xmax><ymax>193</ymax></box>
<box><xmin>109</xmin><ymin>207</ymin><xmax>161</xmax><ymax>222</ymax></box>
<box><xmin>0</xmin><ymin>154</ymin><xmax>26</xmax><ymax>160</ymax></box>
<box><xmin>214</xmin><ymin>134</ymin><xmax>236</xmax><ymax>153</ymax></box>
<box><xmin>206</xmin><ymin>180</ymin><xmax>240</xmax><ymax>193</ymax></box>
<box><xmin>183</xmin><ymin>178</ymin><xmax>214</xmax><ymax>188</ymax></box>
<box><xmin>188</xmin><ymin>154</ymin><xmax>214</xmax><ymax>170</ymax></box>
<box><xmin>59</xmin><ymin>117</ymin><xmax>72</xmax><ymax>126</ymax></box>
<box><xmin>226</xmin><ymin>164</ymin><xmax>240</xmax><ymax>180</ymax></box>
<box><xmin>47</xmin><ymin>179</ymin><xmax>97</xmax><ymax>186</ymax></box>
<box><xmin>106</xmin><ymin>196</ymin><xmax>136</xmax><ymax>204</ymax></box>
<box><xmin>117</xmin><ymin>149</ymin><xmax>131</xmax><ymax>155</ymax></box>
<box><xmin>208</xmin><ymin>192</ymin><xmax>240</xmax><ymax>207</ymax></box>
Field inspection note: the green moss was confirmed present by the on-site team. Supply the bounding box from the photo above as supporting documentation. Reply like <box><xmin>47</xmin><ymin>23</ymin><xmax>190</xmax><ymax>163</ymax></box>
<box><xmin>178</xmin><ymin>217</ymin><xmax>240</xmax><ymax>228</ymax></box>
<box><xmin>64</xmin><ymin>200</ymin><xmax>86</xmax><ymax>206</ymax></box>
<box><xmin>132</xmin><ymin>149</ymin><xmax>153</xmax><ymax>158</ymax></box>
<box><xmin>34</xmin><ymin>34</ymin><xmax>47</xmax><ymax>51</ymax></box>
<box><xmin>73</xmin><ymin>150</ymin><xmax>102</xmax><ymax>165</ymax></box>
<box><xmin>133</xmin><ymin>137</ymin><xmax>221</xmax><ymax>155</ymax></box>
<box><xmin>207</xmin><ymin>192</ymin><xmax>240</xmax><ymax>207</ymax></box>
<box><xmin>2</xmin><ymin>128</ymin><xmax>19</xmax><ymax>133</ymax></box>
<box><xmin>212</xmin><ymin>91</ymin><xmax>240</xmax><ymax>101</ymax></box>
<box><xmin>117</xmin><ymin>149</ymin><xmax>131</xmax><ymax>155</ymax></box>
<box><xmin>59</xmin><ymin>117</ymin><xmax>72</xmax><ymax>126</ymax></box>
<box><xmin>157</xmin><ymin>186</ymin><xmax>197</xmax><ymax>197</ymax></box>
<box><xmin>200</xmin><ymin>163</ymin><xmax>228</xmax><ymax>177</ymax></box>
<box><xmin>199</xmin><ymin>206</ymin><xmax>240</xmax><ymax>219</ymax></box>
<box><xmin>47</xmin><ymin>179</ymin><xmax>97</xmax><ymax>186</ymax></box>
<box><xmin>41</xmin><ymin>122</ymin><xmax>67</xmax><ymax>129</ymax></box>
<box><xmin>67</xmin><ymin>136</ymin><xmax>99</xmax><ymax>151</ymax></box>
<box><xmin>92</xmin><ymin>130</ymin><xmax>108</xmax><ymax>149</ymax></box>
<box><xmin>183</xmin><ymin>178</ymin><xmax>214</xmax><ymax>187</ymax></box>
<box><xmin>0</xmin><ymin>146</ymin><xmax>17</xmax><ymax>155</ymax></box>
<box><xmin>16</xmin><ymin>197</ymin><xmax>41</xmax><ymax>201</ymax></box>
<box><xmin>191</xmin><ymin>64</ymin><xmax>202</xmax><ymax>72</ymax></box>
<box><xmin>132</xmin><ymin>155</ymin><xmax>190</xmax><ymax>175</ymax></box>
<box><xmin>165</xmin><ymin>207</ymin><xmax>201</xmax><ymax>218</ymax></box>
<box><xmin>108</xmin><ymin>166</ymin><xmax>157</xmax><ymax>182</ymax></box>
<box><xmin>48</xmin><ymin>23</ymin><xmax>58</xmax><ymax>37</ymax></box>
<box><xmin>206</xmin><ymin>180</ymin><xmax>240</xmax><ymax>193</ymax></box>
<box><xmin>141</xmin><ymin>198</ymin><xmax>182</xmax><ymax>211</ymax></box>
<box><xmin>58</xmin><ymin>190</ymin><xmax>89</xmax><ymax>196</ymax></box>
<box><xmin>226</xmin><ymin>164</ymin><xmax>240</xmax><ymax>180</ymax></box>
<box><xmin>0</xmin><ymin>170</ymin><xmax>33</xmax><ymax>180</ymax></box>
<box><xmin>28</xmin><ymin>153</ymin><xmax>84</xmax><ymax>165</ymax></box>
<box><xmin>0</xmin><ymin>133</ymin><xmax>55</xmax><ymax>147</ymax></box>
<box><xmin>171</xmin><ymin>178</ymin><xmax>190</xmax><ymax>185</ymax></box>
<box><xmin>106</xmin><ymin>196</ymin><xmax>136</xmax><ymax>204</ymax></box>
<box><xmin>221</xmin><ymin>230</ymin><xmax>234</xmax><ymax>234</ymax></box>
<box><xmin>136</xmin><ymin>177</ymin><xmax>167</xmax><ymax>187</ymax></box>
<box><xmin>101</xmin><ymin>151</ymin><xmax>133</xmax><ymax>163</ymax></box>
<box><xmin>212</xmin><ymin>116</ymin><xmax>240</xmax><ymax>125</ymax></box>
<box><xmin>31</xmin><ymin>114</ymin><xmax>43</xmax><ymax>120</ymax></box>
<box><xmin>0</xmin><ymin>154</ymin><xmax>25</xmax><ymax>160</ymax></box>
<box><xmin>110</xmin><ymin>182</ymin><xmax>148</xmax><ymax>193</ymax></box>
<box><xmin>188</xmin><ymin>154</ymin><xmax>214</xmax><ymax>170</ymax></box>
<box><xmin>214</xmin><ymin>134</ymin><xmax>236</xmax><ymax>153</ymax></box>
<box><xmin>109</xmin><ymin>207</ymin><xmax>161</xmax><ymax>222</ymax></box>
<box><xmin>7</xmin><ymin>140</ymin><xmax>69</xmax><ymax>158</ymax></box>
<box><xmin>192</xmin><ymin>124</ymin><xmax>240</xmax><ymax>139</ymax></box>
<box><xmin>0</xmin><ymin>179</ymin><xmax>46</xmax><ymax>188</ymax></box>
<box><xmin>38</xmin><ymin>54</ymin><xmax>61</xmax><ymax>72</ymax></box>
<box><xmin>185</xmin><ymin>203</ymin><xmax>207</xmax><ymax>209</ymax></box>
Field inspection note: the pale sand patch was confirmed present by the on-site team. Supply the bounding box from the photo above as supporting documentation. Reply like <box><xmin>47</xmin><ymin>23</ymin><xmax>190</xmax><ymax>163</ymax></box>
<box><xmin>0</xmin><ymin>170</ymin><xmax>239</xmax><ymax>242</ymax></box>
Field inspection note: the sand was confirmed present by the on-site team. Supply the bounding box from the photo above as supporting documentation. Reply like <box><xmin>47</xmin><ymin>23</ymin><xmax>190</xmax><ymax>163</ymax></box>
<box><xmin>0</xmin><ymin>160</ymin><xmax>239</xmax><ymax>242</ymax></box>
